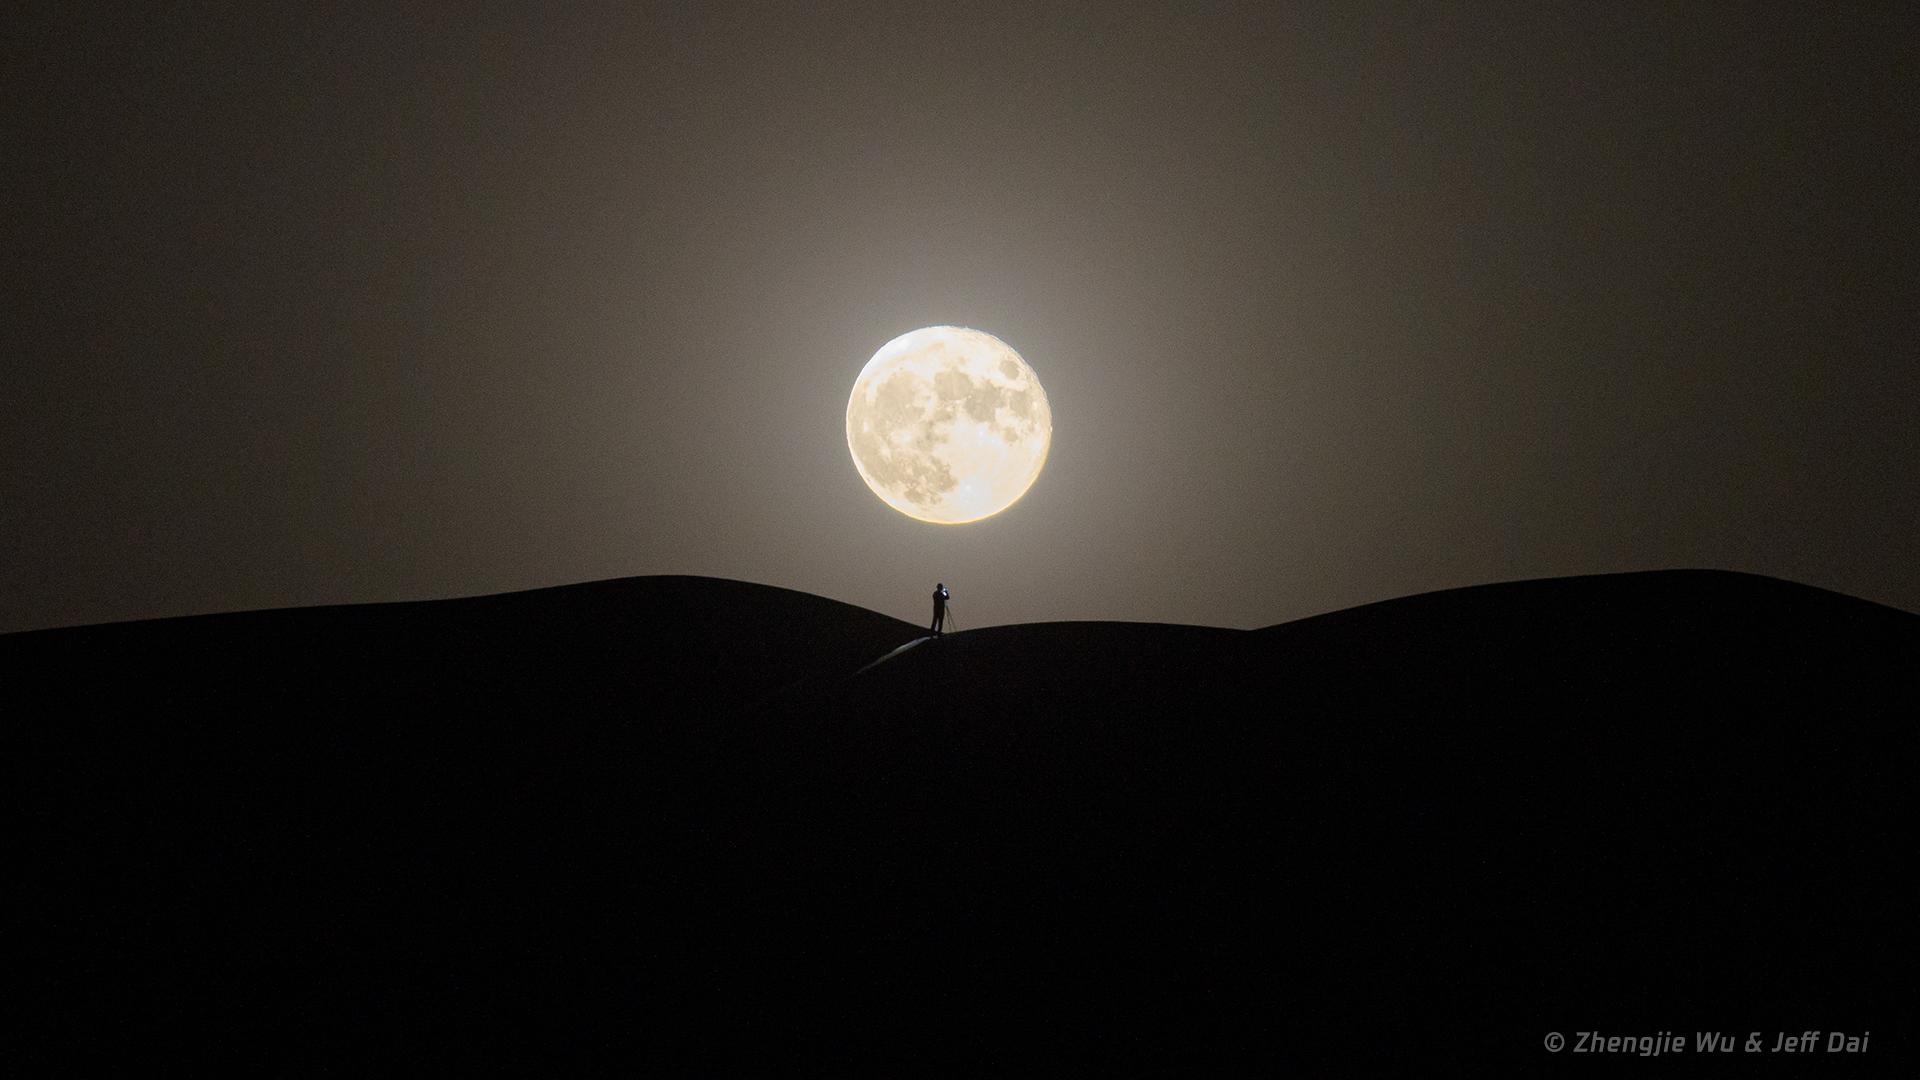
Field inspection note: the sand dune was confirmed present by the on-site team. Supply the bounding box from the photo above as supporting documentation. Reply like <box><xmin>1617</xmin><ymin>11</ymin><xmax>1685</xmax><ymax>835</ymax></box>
<box><xmin>9</xmin><ymin>570</ymin><xmax>1912</xmax><ymax>1068</ymax></box>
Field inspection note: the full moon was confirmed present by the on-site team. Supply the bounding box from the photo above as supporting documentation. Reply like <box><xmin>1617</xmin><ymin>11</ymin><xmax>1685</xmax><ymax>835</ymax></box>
<box><xmin>846</xmin><ymin>326</ymin><xmax>1053</xmax><ymax>524</ymax></box>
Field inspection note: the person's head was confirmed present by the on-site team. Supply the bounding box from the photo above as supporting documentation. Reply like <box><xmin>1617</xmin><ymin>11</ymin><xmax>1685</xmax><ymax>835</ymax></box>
<box><xmin>936</xmin><ymin>583</ymin><xmax>944</xmax><ymax>589</ymax></box>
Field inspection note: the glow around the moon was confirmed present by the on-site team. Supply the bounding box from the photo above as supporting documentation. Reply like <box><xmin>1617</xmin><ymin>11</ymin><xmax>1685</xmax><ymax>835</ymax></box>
<box><xmin>846</xmin><ymin>326</ymin><xmax>1052</xmax><ymax>524</ymax></box>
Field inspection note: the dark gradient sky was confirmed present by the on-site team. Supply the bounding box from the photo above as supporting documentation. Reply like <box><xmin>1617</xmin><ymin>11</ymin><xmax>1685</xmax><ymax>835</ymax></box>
<box><xmin>5</xmin><ymin>2</ymin><xmax>1915</xmax><ymax>634</ymax></box>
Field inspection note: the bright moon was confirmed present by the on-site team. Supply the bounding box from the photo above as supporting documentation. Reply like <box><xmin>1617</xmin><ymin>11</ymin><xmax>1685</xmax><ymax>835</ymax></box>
<box><xmin>846</xmin><ymin>326</ymin><xmax>1052</xmax><ymax>524</ymax></box>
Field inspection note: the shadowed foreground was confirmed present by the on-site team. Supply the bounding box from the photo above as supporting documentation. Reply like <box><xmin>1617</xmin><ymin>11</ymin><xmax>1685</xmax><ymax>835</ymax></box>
<box><xmin>10</xmin><ymin>571</ymin><xmax>1913</xmax><ymax>1068</ymax></box>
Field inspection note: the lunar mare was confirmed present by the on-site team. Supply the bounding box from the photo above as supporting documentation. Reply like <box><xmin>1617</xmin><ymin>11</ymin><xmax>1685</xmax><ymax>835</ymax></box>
<box><xmin>846</xmin><ymin>326</ymin><xmax>1052</xmax><ymax>524</ymax></box>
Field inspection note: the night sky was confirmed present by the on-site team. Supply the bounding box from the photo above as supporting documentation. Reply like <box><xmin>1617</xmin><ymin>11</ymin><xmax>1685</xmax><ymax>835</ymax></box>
<box><xmin>5</xmin><ymin>3</ymin><xmax>1914</xmax><ymax>634</ymax></box>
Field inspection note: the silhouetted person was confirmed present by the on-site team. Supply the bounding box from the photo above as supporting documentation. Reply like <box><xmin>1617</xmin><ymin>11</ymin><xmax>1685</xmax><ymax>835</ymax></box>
<box><xmin>930</xmin><ymin>582</ymin><xmax>950</xmax><ymax>636</ymax></box>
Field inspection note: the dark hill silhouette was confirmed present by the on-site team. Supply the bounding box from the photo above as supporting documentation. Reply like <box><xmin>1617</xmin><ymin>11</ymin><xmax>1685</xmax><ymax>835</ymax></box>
<box><xmin>9</xmin><ymin>575</ymin><xmax>917</xmax><ymax>722</ymax></box>
<box><xmin>9</xmin><ymin>571</ymin><xmax>1913</xmax><ymax>1069</ymax></box>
